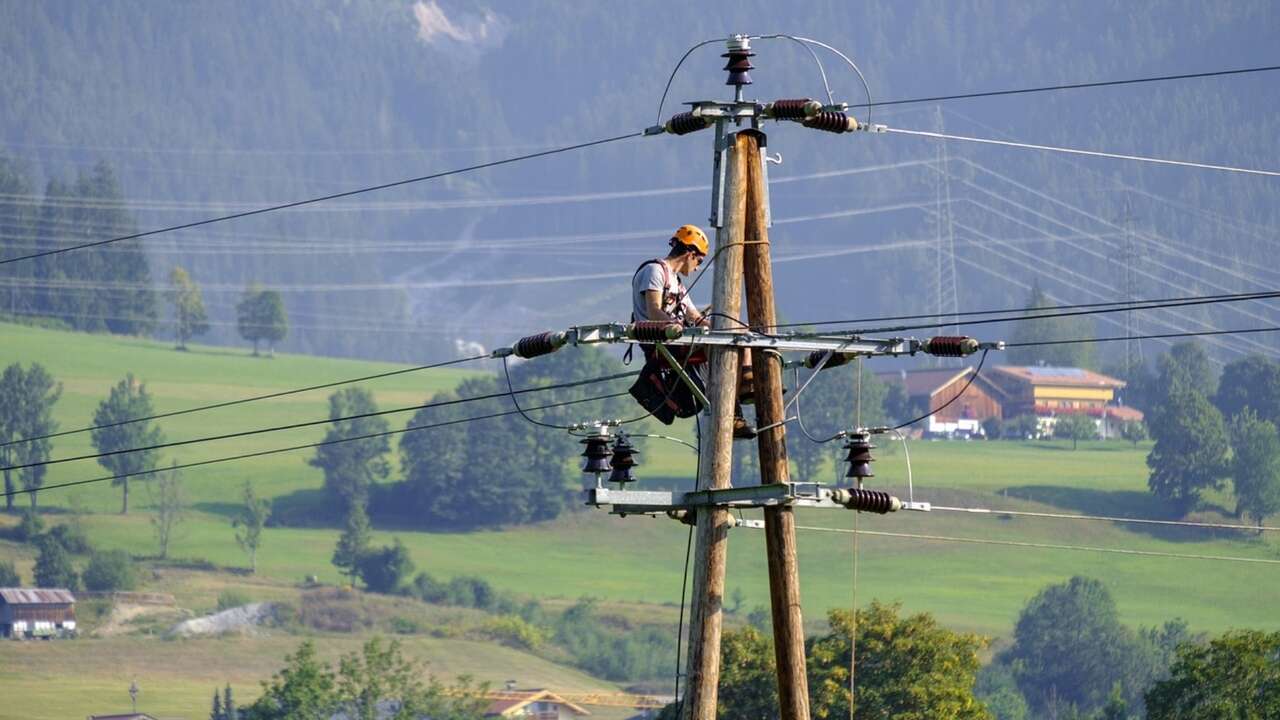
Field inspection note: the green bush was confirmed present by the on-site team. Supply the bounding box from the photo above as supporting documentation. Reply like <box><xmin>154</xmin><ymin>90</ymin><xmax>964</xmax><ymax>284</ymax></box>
<box><xmin>482</xmin><ymin>614</ymin><xmax>545</xmax><ymax>650</ymax></box>
<box><xmin>33</xmin><ymin>536</ymin><xmax>78</xmax><ymax>590</ymax></box>
<box><xmin>217</xmin><ymin>589</ymin><xmax>252</xmax><ymax>611</ymax></box>
<box><xmin>81</xmin><ymin>550</ymin><xmax>137</xmax><ymax>591</ymax></box>
<box><xmin>356</xmin><ymin>539</ymin><xmax>414</xmax><ymax>594</ymax></box>
<box><xmin>0</xmin><ymin>559</ymin><xmax>20</xmax><ymax>586</ymax></box>
<box><xmin>46</xmin><ymin>523</ymin><xmax>93</xmax><ymax>554</ymax></box>
<box><xmin>387</xmin><ymin>616</ymin><xmax>422</xmax><ymax>635</ymax></box>
<box><xmin>16</xmin><ymin>509</ymin><xmax>45</xmax><ymax>542</ymax></box>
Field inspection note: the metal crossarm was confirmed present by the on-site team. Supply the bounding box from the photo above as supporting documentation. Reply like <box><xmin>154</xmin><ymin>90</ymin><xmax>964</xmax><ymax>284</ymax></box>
<box><xmin>585</xmin><ymin>481</ymin><xmax>931</xmax><ymax>515</ymax></box>
<box><xmin>496</xmin><ymin>322</ymin><xmax>1003</xmax><ymax>360</ymax></box>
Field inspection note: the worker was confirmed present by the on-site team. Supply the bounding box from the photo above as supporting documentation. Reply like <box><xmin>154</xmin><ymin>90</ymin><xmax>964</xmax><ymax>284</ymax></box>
<box><xmin>627</xmin><ymin>224</ymin><xmax>756</xmax><ymax>438</ymax></box>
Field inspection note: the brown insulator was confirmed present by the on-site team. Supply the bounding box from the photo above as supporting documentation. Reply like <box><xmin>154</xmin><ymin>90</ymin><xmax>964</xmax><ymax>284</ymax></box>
<box><xmin>843</xmin><ymin>432</ymin><xmax>875</xmax><ymax>480</ymax></box>
<box><xmin>803</xmin><ymin>111</ymin><xmax>859</xmax><ymax>134</ymax></box>
<box><xmin>804</xmin><ymin>350</ymin><xmax>852</xmax><ymax>370</ymax></box>
<box><xmin>665</xmin><ymin>111</ymin><xmax>713</xmax><ymax>136</ymax></box>
<box><xmin>513</xmin><ymin>331</ymin><xmax>565</xmax><ymax>359</ymax></box>
<box><xmin>580</xmin><ymin>434</ymin><xmax>612</xmax><ymax>475</ymax></box>
<box><xmin>835</xmin><ymin>487</ymin><xmax>900</xmax><ymax>514</ymax></box>
<box><xmin>767</xmin><ymin>99</ymin><xmax>820</xmax><ymax>120</ymax></box>
<box><xmin>924</xmin><ymin>336</ymin><xmax>979</xmax><ymax>357</ymax></box>
<box><xmin>630</xmin><ymin>320</ymin><xmax>683</xmax><ymax>343</ymax></box>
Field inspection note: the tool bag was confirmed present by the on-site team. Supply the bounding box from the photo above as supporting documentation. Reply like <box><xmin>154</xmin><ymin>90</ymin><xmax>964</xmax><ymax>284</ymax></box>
<box><xmin>628</xmin><ymin>351</ymin><xmax>707</xmax><ymax>424</ymax></box>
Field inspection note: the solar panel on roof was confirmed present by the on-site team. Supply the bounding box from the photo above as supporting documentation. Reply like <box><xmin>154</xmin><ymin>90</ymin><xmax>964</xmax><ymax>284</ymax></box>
<box><xmin>1025</xmin><ymin>367</ymin><xmax>1086</xmax><ymax>377</ymax></box>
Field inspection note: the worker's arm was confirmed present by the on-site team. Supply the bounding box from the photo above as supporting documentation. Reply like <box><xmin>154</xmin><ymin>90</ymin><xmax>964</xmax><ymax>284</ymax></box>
<box><xmin>644</xmin><ymin>290</ymin><xmax>677</xmax><ymax>323</ymax></box>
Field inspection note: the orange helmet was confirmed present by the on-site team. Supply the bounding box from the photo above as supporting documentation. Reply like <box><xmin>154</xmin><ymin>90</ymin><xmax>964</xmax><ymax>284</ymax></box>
<box><xmin>671</xmin><ymin>224</ymin><xmax>709</xmax><ymax>255</ymax></box>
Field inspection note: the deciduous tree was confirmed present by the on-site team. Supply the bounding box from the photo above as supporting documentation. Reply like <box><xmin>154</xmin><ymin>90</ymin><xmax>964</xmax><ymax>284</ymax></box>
<box><xmin>1228</xmin><ymin>409</ymin><xmax>1280</xmax><ymax>528</ymax></box>
<box><xmin>232</xmin><ymin>481</ymin><xmax>271</xmax><ymax>574</ymax></box>
<box><xmin>310</xmin><ymin>388</ymin><xmax>389</xmax><ymax>511</ymax></box>
<box><xmin>237</xmin><ymin>285</ymin><xmax>288</xmax><ymax>356</ymax></box>
<box><xmin>149</xmin><ymin>462</ymin><xmax>185</xmax><ymax>558</ymax></box>
<box><xmin>1052</xmin><ymin>413</ymin><xmax>1097</xmax><ymax>449</ymax></box>
<box><xmin>0</xmin><ymin>362</ymin><xmax>60</xmax><ymax>511</ymax></box>
<box><xmin>1145</xmin><ymin>630</ymin><xmax>1280</xmax><ymax>719</ymax></box>
<box><xmin>332</xmin><ymin>501</ymin><xmax>371</xmax><ymax>584</ymax></box>
<box><xmin>90</xmin><ymin>374</ymin><xmax>163</xmax><ymax>514</ymax></box>
<box><xmin>1145</xmin><ymin>387</ymin><xmax>1228</xmax><ymax>514</ymax></box>
<box><xmin>168</xmin><ymin>266</ymin><xmax>209</xmax><ymax>350</ymax></box>
<box><xmin>33</xmin><ymin>535</ymin><xmax>78</xmax><ymax>590</ymax></box>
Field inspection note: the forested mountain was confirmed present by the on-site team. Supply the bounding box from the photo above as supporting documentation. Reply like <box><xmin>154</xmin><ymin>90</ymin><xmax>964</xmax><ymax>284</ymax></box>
<box><xmin>2</xmin><ymin>1</ymin><xmax>1277</xmax><ymax>366</ymax></box>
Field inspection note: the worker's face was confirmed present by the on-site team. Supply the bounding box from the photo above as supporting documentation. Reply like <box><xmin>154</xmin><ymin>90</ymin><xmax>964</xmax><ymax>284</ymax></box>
<box><xmin>682</xmin><ymin>251</ymin><xmax>705</xmax><ymax>275</ymax></box>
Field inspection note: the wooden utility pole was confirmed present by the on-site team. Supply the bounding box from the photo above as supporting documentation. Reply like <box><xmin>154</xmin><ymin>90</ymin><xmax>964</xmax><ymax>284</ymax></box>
<box><xmin>742</xmin><ymin>128</ymin><xmax>811</xmax><ymax>720</ymax></box>
<box><xmin>680</xmin><ymin>128</ymin><xmax>749</xmax><ymax>720</ymax></box>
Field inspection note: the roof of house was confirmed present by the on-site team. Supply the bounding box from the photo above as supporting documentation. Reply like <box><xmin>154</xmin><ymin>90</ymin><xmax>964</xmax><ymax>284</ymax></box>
<box><xmin>486</xmin><ymin>690</ymin><xmax>590</xmax><ymax>717</ymax></box>
<box><xmin>991</xmin><ymin>366</ymin><xmax>1127</xmax><ymax>388</ymax></box>
<box><xmin>875</xmin><ymin>367</ymin><xmax>974</xmax><ymax>397</ymax></box>
<box><xmin>0</xmin><ymin>588</ymin><xmax>76</xmax><ymax>604</ymax></box>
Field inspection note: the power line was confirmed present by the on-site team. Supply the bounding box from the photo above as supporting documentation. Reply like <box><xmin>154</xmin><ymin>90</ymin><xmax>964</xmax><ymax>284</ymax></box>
<box><xmin>930</xmin><ymin>505</ymin><xmax>1280</xmax><ymax>533</ymax></box>
<box><xmin>0</xmin><ymin>354</ymin><xmax>491</xmax><ymax>449</ymax></box>
<box><xmin>1</xmin><ymin>390</ymin><xmax>630</xmax><ymax>499</ymax></box>
<box><xmin>768</xmin><ymin>289</ymin><xmax>1280</xmax><ymax>331</ymax></box>
<box><xmin>789</xmin><ymin>525</ymin><xmax>1280</xmax><ymax>566</ymax></box>
<box><xmin>1</xmin><ymin>369</ymin><xmax>638</xmax><ymax>473</ymax></box>
<box><xmin>886</xmin><ymin>127</ymin><xmax>1280</xmax><ymax>178</ymax></box>
<box><xmin>852</xmin><ymin>65</ymin><xmax>1280</xmax><ymax>109</ymax></box>
<box><xmin>849</xmin><ymin>291</ymin><xmax>1280</xmax><ymax>336</ymax></box>
<box><xmin>0</xmin><ymin>132</ymin><xmax>642</xmax><ymax>266</ymax></box>
<box><xmin>1007</xmin><ymin>325</ymin><xmax>1280</xmax><ymax>348</ymax></box>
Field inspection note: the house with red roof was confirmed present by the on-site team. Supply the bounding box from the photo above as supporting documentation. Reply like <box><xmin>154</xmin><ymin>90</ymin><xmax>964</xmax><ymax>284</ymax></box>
<box><xmin>875</xmin><ymin>367</ymin><xmax>1007</xmax><ymax>437</ymax></box>
<box><xmin>986</xmin><ymin>365</ymin><xmax>1143</xmax><ymax>437</ymax></box>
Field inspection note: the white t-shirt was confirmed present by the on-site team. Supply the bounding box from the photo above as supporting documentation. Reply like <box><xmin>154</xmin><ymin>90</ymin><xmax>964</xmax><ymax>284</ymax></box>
<box><xmin>632</xmin><ymin>258</ymin><xmax>698</xmax><ymax>323</ymax></box>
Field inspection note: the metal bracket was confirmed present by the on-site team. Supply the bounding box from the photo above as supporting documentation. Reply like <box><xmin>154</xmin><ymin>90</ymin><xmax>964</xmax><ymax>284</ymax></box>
<box><xmin>710</xmin><ymin>121</ymin><xmax>731</xmax><ymax>228</ymax></box>
<box><xmin>655</xmin><ymin>343</ymin><xmax>710</xmax><ymax>410</ymax></box>
<box><xmin>757</xmin><ymin>131</ymin><xmax>772</xmax><ymax>227</ymax></box>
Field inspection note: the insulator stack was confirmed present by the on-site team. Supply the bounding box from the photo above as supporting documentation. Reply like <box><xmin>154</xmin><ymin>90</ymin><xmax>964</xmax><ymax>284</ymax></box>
<box><xmin>832</xmin><ymin>487</ymin><xmax>901</xmax><ymax>514</ymax></box>
<box><xmin>804</xmin><ymin>350</ymin><xmax>852</xmax><ymax>370</ymax></box>
<box><xmin>924</xmin><ymin>336</ymin><xmax>979</xmax><ymax>357</ymax></box>
<box><xmin>803</xmin><ymin>111</ymin><xmax>859</xmax><ymax>134</ymax></box>
<box><xmin>630</xmin><ymin>320</ymin><xmax>683</xmax><ymax>343</ymax></box>
<box><xmin>513</xmin><ymin>331</ymin><xmax>566</xmax><ymax>359</ymax></box>
<box><xmin>722</xmin><ymin>36</ymin><xmax>754</xmax><ymax>88</ymax></box>
<box><xmin>607</xmin><ymin>435</ymin><xmax>639</xmax><ymax>485</ymax></box>
<box><xmin>843</xmin><ymin>432</ymin><xmax>875</xmax><ymax>480</ymax></box>
<box><xmin>580</xmin><ymin>433</ymin><xmax>612</xmax><ymax>475</ymax></box>
<box><xmin>766</xmin><ymin>98</ymin><xmax>821</xmax><ymax>120</ymax></box>
<box><xmin>665</xmin><ymin>111</ymin><xmax>713</xmax><ymax>136</ymax></box>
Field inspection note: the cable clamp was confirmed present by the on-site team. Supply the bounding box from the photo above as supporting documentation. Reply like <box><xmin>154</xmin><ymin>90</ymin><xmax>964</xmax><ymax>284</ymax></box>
<box><xmin>901</xmin><ymin>501</ymin><xmax>932</xmax><ymax>512</ymax></box>
<box><xmin>644</xmin><ymin>125</ymin><xmax>666</xmax><ymax>136</ymax></box>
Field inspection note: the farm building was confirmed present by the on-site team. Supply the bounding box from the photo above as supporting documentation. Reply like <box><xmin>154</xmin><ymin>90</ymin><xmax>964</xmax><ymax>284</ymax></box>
<box><xmin>987</xmin><ymin>365</ymin><xmax>1143</xmax><ymax>437</ymax></box>
<box><xmin>875</xmin><ymin>367</ymin><xmax>1007</xmax><ymax>437</ymax></box>
<box><xmin>486</xmin><ymin>689</ymin><xmax>591</xmax><ymax>718</ymax></box>
<box><xmin>0</xmin><ymin>587</ymin><xmax>76</xmax><ymax>639</ymax></box>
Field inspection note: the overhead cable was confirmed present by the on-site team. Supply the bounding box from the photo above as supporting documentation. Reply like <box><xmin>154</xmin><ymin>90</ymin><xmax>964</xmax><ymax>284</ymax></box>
<box><xmin>789</xmin><ymin>525</ymin><xmax>1280</xmax><ymax>566</ymax></box>
<box><xmin>850</xmin><ymin>64</ymin><xmax>1280</xmax><ymax>109</ymax></box>
<box><xmin>0</xmin><ymin>369</ymin><xmax>638</xmax><ymax>473</ymax></box>
<box><xmin>886</xmin><ymin>127</ymin><xmax>1280</xmax><ymax>178</ymax></box>
<box><xmin>1007</xmin><ymin>325</ymin><xmax>1280</xmax><ymax>348</ymax></box>
<box><xmin>0</xmin><ymin>391</ymin><xmax>631</xmax><ymax>499</ymax></box>
<box><xmin>0</xmin><ymin>132</ymin><xmax>643</xmax><ymax>265</ymax></box>
<box><xmin>767</xmin><ymin>289</ymin><xmax>1280</xmax><ymax>331</ymax></box>
<box><xmin>0</xmin><ymin>353</ymin><xmax>491</xmax><ymax>449</ymax></box>
<box><xmin>930</xmin><ymin>505</ymin><xmax>1280</xmax><ymax>533</ymax></box>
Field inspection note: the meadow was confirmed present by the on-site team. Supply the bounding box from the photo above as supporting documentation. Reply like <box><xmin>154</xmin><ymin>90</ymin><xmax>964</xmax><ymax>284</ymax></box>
<box><xmin>2</xmin><ymin>321</ymin><xmax>1278</xmax><ymax>718</ymax></box>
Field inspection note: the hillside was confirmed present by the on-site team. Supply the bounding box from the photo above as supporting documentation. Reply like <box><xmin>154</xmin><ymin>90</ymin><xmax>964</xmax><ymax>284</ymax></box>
<box><xmin>2</xmin><ymin>1</ymin><xmax>1277</xmax><ymax>365</ymax></box>
<box><xmin>2</xmin><ymin>320</ymin><xmax>1276</xmax><ymax>637</ymax></box>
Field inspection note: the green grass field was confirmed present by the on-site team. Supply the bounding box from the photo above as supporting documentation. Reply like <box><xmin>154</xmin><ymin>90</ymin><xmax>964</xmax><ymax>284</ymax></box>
<box><xmin>2</xmin><ymin>321</ymin><xmax>1278</xmax><ymax>719</ymax></box>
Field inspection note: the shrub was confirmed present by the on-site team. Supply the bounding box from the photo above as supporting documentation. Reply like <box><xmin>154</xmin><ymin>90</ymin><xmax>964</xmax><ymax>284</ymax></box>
<box><xmin>33</xmin><ymin>536</ymin><xmax>79</xmax><ymax>590</ymax></box>
<box><xmin>388</xmin><ymin>616</ymin><xmax>422</xmax><ymax>635</ymax></box>
<box><xmin>16</xmin><ymin>509</ymin><xmax>45</xmax><ymax>542</ymax></box>
<box><xmin>356</xmin><ymin>539</ymin><xmax>414</xmax><ymax>594</ymax></box>
<box><xmin>482</xmin><ymin>614</ymin><xmax>545</xmax><ymax>650</ymax></box>
<box><xmin>46</xmin><ymin>523</ymin><xmax>93</xmax><ymax>554</ymax></box>
<box><xmin>217</xmin><ymin>589</ymin><xmax>252</xmax><ymax>611</ymax></box>
<box><xmin>81</xmin><ymin>549</ymin><xmax>137</xmax><ymax>591</ymax></box>
<box><xmin>0</xmin><ymin>559</ymin><xmax>20</xmax><ymax>586</ymax></box>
